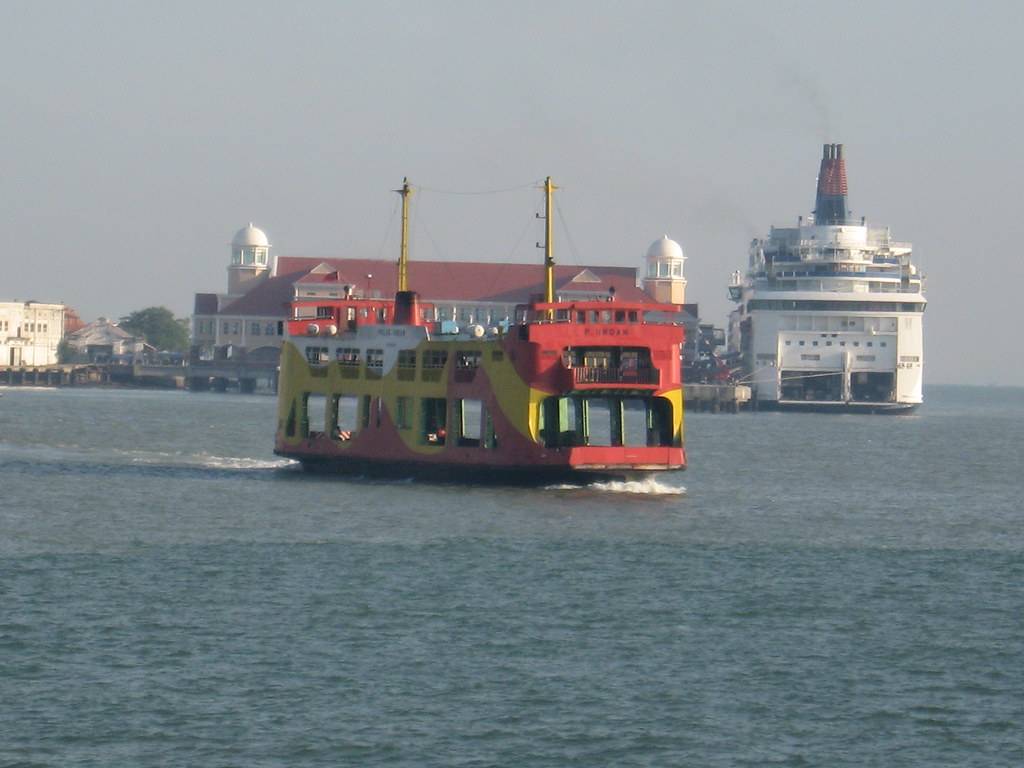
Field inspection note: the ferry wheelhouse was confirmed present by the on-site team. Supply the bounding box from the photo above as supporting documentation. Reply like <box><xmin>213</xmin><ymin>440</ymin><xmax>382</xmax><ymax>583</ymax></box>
<box><xmin>273</xmin><ymin>178</ymin><xmax>686</xmax><ymax>483</ymax></box>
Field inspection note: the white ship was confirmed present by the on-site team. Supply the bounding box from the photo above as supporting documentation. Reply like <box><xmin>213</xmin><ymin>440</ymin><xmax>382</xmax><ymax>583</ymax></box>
<box><xmin>727</xmin><ymin>144</ymin><xmax>926</xmax><ymax>412</ymax></box>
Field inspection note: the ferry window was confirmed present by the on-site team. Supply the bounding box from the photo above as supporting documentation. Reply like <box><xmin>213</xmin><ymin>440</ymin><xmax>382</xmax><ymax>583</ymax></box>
<box><xmin>305</xmin><ymin>393</ymin><xmax>327</xmax><ymax>436</ymax></box>
<box><xmin>812</xmin><ymin>341</ymin><xmax>819</xmax><ymax>346</ymax></box>
<box><xmin>265</xmin><ymin>323</ymin><xmax>275</xmax><ymax>335</ymax></box>
<box><xmin>867</xmin><ymin>342</ymin><xmax>873</xmax><ymax>347</ymax></box>
<box><xmin>601</xmin><ymin>310</ymin><xmax>613</xmax><ymax>323</ymax></box>
<box><xmin>622</xmin><ymin>398</ymin><xmax>649</xmax><ymax>446</ymax></box>
<box><xmin>785</xmin><ymin>341</ymin><xmax>791</xmax><ymax>346</ymax></box>
<box><xmin>576</xmin><ymin>311</ymin><xmax>586</xmax><ymax>323</ymax></box>
<box><xmin>455</xmin><ymin>399</ymin><xmax>483</xmax><ymax>447</ymax></box>
<box><xmin>826</xmin><ymin>341</ymin><xmax>833</xmax><ymax>346</ymax></box>
<box><xmin>305</xmin><ymin>346</ymin><xmax>329</xmax><ymax>364</ymax></box>
<box><xmin>338</xmin><ymin>347</ymin><xmax>360</xmax><ymax>365</ymax></box>
<box><xmin>396</xmin><ymin>397</ymin><xmax>412</xmax><ymax>430</ymax></box>
<box><xmin>421</xmin><ymin>398</ymin><xmax>447</xmax><ymax>445</ymax></box>
<box><xmin>333</xmin><ymin>395</ymin><xmax>359</xmax><ymax>439</ymax></box>
<box><xmin>589</xmin><ymin>310</ymin><xmax>599</xmax><ymax>323</ymax></box>
<box><xmin>853</xmin><ymin>341</ymin><xmax>860</xmax><ymax>347</ymax></box>
<box><xmin>628</xmin><ymin>311</ymin><xmax>638</xmax><ymax>322</ymax></box>
<box><xmin>277</xmin><ymin>321</ymin><xmax>284</xmax><ymax>335</ymax></box>
<box><xmin>317</xmin><ymin>306</ymin><xmax>333</xmax><ymax>319</ymax></box>
<box><xmin>799</xmin><ymin>341</ymin><xmax>805</xmax><ymax>346</ymax></box>
<box><xmin>360</xmin><ymin>395</ymin><xmax>372</xmax><ymax>429</ymax></box>
<box><xmin>251</xmin><ymin>322</ymin><xmax>261</xmax><ymax>335</ymax></box>
<box><xmin>424</xmin><ymin>350</ymin><xmax>448</xmax><ymax>369</ymax></box>
<box><xmin>366</xmin><ymin>349</ymin><xmax>384</xmax><ymax>378</ymax></box>
<box><xmin>615</xmin><ymin>311</ymin><xmax>625</xmax><ymax>322</ymax></box>
<box><xmin>839</xmin><ymin>342</ymin><xmax>846</xmax><ymax>347</ymax></box>
<box><xmin>456</xmin><ymin>351</ymin><xmax>481</xmax><ymax>369</ymax></box>
<box><xmin>880</xmin><ymin>341</ymin><xmax>887</xmax><ymax>347</ymax></box>
<box><xmin>222</xmin><ymin>322</ymin><xmax>230</xmax><ymax>334</ymax></box>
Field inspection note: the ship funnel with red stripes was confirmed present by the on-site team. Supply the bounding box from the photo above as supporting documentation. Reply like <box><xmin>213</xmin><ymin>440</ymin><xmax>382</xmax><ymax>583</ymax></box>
<box><xmin>814</xmin><ymin>143</ymin><xmax>848</xmax><ymax>224</ymax></box>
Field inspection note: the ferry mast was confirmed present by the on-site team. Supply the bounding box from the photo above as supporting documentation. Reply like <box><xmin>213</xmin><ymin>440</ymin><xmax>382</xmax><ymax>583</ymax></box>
<box><xmin>396</xmin><ymin>177</ymin><xmax>412</xmax><ymax>292</ymax></box>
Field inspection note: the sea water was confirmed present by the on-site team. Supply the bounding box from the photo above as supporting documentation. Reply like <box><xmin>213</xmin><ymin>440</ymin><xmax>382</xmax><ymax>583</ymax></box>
<box><xmin>1</xmin><ymin>386</ymin><xmax>1021</xmax><ymax>766</ymax></box>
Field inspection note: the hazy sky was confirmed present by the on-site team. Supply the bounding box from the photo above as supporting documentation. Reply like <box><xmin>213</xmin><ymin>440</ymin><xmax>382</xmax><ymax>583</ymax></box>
<box><xmin>2</xmin><ymin>1</ymin><xmax>1022</xmax><ymax>386</ymax></box>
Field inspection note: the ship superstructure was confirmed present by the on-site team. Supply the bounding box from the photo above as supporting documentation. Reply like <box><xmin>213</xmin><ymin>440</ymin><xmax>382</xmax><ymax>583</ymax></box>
<box><xmin>274</xmin><ymin>178</ymin><xmax>686</xmax><ymax>482</ymax></box>
<box><xmin>727</xmin><ymin>144</ymin><xmax>926</xmax><ymax>411</ymax></box>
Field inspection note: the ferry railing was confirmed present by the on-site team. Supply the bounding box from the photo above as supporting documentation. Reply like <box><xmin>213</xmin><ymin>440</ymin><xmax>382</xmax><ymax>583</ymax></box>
<box><xmin>572</xmin><ymin>366</ymin><xmax>659</xmax><ymax>386</ymax></box>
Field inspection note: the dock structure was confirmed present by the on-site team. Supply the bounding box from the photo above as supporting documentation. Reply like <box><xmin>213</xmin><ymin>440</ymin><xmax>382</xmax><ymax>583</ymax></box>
<box><xmin>684</xmin><ymin>383</ymin><xmax>752</xmax><ymax>413</ymax></box>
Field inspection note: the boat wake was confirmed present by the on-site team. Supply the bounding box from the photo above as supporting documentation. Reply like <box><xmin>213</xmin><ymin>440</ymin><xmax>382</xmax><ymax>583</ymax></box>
<box><xmin>126</xmin><ymin>451</ymin><xmax>299</xmax><ymax>471</ymax></box>
<box><xmin>546</xmin><ymin>477</ymin><xmax>686</xmax><ymax>496</ymax></box>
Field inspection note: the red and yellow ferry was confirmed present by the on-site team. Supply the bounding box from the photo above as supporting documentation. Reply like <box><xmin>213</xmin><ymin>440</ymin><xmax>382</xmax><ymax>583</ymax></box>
<box><xmin>273</xmin><ymin>179</ymin><xmax>686</xmax><ymax>484</ymax></box>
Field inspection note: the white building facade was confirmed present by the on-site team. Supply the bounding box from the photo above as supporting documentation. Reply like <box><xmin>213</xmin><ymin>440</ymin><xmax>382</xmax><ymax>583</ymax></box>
<box><xmin>0</xmin><ymin>301</ymin><xmax>66</xmax><ymax>367</ymax></box>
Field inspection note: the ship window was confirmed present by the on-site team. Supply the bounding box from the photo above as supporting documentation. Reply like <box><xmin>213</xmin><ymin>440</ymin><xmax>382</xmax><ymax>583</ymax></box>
<box><xmin>826</xmin><ymin>341</ymin><xmax>833</xmax><ymax>346</ymax></box>
<box><xmin>333</xmin><ymin>395</ymin><xmax>359</xmax><ymax>440</ymax></box>
<box><xmin>601</xmin><ymin>310</ymin><xmax>613</xmax><ymax>323</ymax></box>
<box><xmin>867</xmin><ymin>341</ymin><xmax>873</xmax><ymax>347</ymax></box>
<box><xmin>880</xmin><ymin>341</ymin><xmax>887</xmax><ymax>347</ymax></box>
<box><xmin>628</xmin><ymin>311</ymin><xmax>638</xmax><ymax>322</ymax></box>
<box><xmin>455</xmin><ymin>399</ymin><xmax>483</xmax><ymax>447</ymax></box>
<box><xmin>799</xmin><ymin>341</ymin><xmax>805</xmax><ymax>346</ymax></box>
<box><xmin>456</xmin><ymin>350</ymin><xmax>481</xmax><ymax>369</ymax></box>
<box><xmin>305</xmin><ymin>393</ymin><xmax>327</xmax><ymax>436</ymax></box>
<box><xmin>812</xmin><ymin>341</ymin><xmax>819</xmax><ymax>347</ymax></box>
<box><xmin>839</xmin><ymin>342</ymin><xmax>846</xmax><ymax>347</ymax></box>
<box><xmin>785</xmin><ymin>341</ymin><xmax>791</xmax><ymax>346</ymax></box>
<box><xmin>614</xmin><ymin>310</ymin><xmax>625</xmax><ymax>322</ymax></box>
<box><xmin>576</xmin><ymin>311</ymin><xmax>586</xmax><ymax>323</ymax></box>
<box><xmin>421</xmin><ymin>398</ymin><xmax>447</xmax><ymax>445</ymax></box>
<box><xmin>338</xmin><ymin>347</ymin><xmax>360</xmax><ymax>365</ymax></box>
<box><xmin>251</xmin><ymin>322</ymin><xmax>261</xmax><ymax>335</ymax></box>
<box><xmin>396</xmin><ymin>396</ymin><xmax>412</xmax><ymax>430</ymax></box>
<box><xmin>305</xmin><ymin>346</ymin><xmax>329</xmax><ymax>364</ymax></box>
<box><xmin>366</xmin><ymin>348</ymin><xmax>384</xmax><ymax>375</ymax></box>
<box><xmin>361</xmin><ymin>395</ymin><xmax>371</xmax><ymax>429</ymax></box>
<box><xmin>589</xmin><ymin>310</ymin><xmax>599</xmax><ymax>323</ymax></box>
<box><xmin>316</xmin><ymin>306</ymin><xmax>333</xmax><ymax>319</ymax></box>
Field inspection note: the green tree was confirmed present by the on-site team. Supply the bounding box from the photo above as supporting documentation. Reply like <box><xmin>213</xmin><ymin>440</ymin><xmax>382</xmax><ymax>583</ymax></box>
<box><xmin>118</xmin><ymin>306</ymin><xmax>189</xmax><ymax>352</ymax></box>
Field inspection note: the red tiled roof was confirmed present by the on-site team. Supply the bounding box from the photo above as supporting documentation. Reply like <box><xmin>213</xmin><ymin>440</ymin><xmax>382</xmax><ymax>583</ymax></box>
<box><xmin>203</xmin><ymin>256</ymin><xmax>650</xmax><ymax>318</ymax></box>
<box><xmin>282</xmin><ymin>257</ymin><xmax>648</xmax><ymax>302</ymax></box>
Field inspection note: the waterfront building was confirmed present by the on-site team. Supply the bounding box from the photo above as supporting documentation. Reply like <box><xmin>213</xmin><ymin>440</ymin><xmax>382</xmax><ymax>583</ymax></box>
<box><xmin>191</xmin><ymin>227</ymin><xmax>698</xmax><ymax>368</ymax></box>
<box><xmin>0</xmin><ymin>301</ymin><xmax>66</xmax><ymax>366</ymax></box>
<box><xmin>63</xmin><ymin>318</ymin><xmax>146</xmax><ymax>363</ymax></box>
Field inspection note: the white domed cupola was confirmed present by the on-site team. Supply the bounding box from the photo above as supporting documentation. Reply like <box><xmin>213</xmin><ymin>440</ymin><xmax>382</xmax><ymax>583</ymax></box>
<box><xmin>643</xmin><ymin>235</ymin><xmax>687</xmax><ymax>305</ymax></box>
<box><xmin>231</xmin><ymin>223</ymin><xmax>270</xmax><ymax>267</ymax></box>
<box><xmin>228</xmin><ymin>223</ymin><xmax>272</xmax><ymax>296</ymax></box>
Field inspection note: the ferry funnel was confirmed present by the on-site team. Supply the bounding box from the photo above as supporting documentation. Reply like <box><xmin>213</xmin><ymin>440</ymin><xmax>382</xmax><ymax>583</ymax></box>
<box><xmin>814</xmin><ymin>143</ymin><xmax>849</xmax><ymax>224</ymax></box>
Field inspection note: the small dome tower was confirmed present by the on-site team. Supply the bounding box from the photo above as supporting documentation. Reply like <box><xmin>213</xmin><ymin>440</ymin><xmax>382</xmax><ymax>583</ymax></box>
<box><xmin>228</xmin><ymin>223</ymin><xmax>271</xmax><ymax>296</ymax></box>
<box><xmin>643</xmin><ymin>235</ymin><xmax>687</xmax><ymax>305</ymax></box>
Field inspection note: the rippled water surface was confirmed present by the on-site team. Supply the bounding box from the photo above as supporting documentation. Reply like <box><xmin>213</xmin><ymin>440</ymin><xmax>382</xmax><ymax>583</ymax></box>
<box><xmin>1</xmin><ymin>386</ymin><xmax>1022</xmax><ymax>766</ymax></box>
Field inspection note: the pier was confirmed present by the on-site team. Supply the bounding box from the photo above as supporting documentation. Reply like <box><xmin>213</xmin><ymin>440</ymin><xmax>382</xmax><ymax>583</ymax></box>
<box><xmin>684</xmin><ymin>383</ymin><xmax>752</xmax><ymax>413</ymax></box>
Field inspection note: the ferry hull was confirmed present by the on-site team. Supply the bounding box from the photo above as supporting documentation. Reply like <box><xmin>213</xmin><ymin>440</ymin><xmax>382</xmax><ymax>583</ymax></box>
<box><xmin>279</xmin><ymin>451</ymin><xmax>684</xmax><ymax>485</ymax></box>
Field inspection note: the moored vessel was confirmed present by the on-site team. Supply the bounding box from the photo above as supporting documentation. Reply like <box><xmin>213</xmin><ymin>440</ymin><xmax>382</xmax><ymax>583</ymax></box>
<box><xmin>273</xmin><ymin>178</ymin><xmax>686</xmax><ymax>483</ymax></box>
<box><xmin>727</xmin><ymin>144</ymin><xmax>926</xmax><ymax>412</ymax></box>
